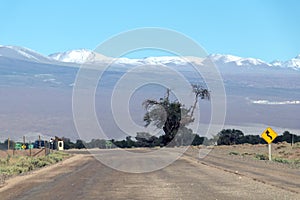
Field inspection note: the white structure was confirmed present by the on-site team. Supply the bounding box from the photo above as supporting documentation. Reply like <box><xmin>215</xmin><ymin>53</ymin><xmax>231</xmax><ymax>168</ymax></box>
<box><xmin>57</xmin><ymin>141</ymin><xmax>64</xmax><ymax>151</ymax></box>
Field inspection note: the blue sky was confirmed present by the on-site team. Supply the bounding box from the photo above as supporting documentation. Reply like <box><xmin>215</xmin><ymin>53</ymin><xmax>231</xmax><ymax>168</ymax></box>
<box><xmin>0</xmin><ymin>0</ymin><xmax>299</xmax><ymax>62</ymax></box>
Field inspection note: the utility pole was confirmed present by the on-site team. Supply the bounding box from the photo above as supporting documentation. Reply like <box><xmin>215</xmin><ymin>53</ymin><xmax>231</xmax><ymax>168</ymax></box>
<box><xmin>39</xmin><ymin>135</ymin><xmax>41</xmax><ymax>149</ymax></box>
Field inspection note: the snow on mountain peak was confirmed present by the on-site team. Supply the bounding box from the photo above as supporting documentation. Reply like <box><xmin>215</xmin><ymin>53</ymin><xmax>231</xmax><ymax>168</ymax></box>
<box><xmin>208</xmin><ymin>54</ymin><xmax>270</xmax><ymax>67</ymax></box>
<box><xmin>0</xmin><ymin>45</ymin><xmax>53</xmax><ymax>62</ymax></box>
<box><xmin>47</xmin><ymin>49</ymin><xmax>300</xmax><ymax>70</ymax></box>
<box><xmin>49</xmin><ymin>51</ymin><xmax>189</xmax><ymax>66</ymax></box>
<box><xmin>283</xmin><ymin>55</ymin><xmax>300</xmax><ymax>69</ymax></box>
<box><xmin>49</xmin><ymin>49</ymin><xmax>111</xmax><ymax>64</ymax></box>
<box><xmin>1</xmin><ymin>44</ymin><xmax>299</xmax><ymax>71</ymax></box>
<box><xmin>142</xmin><ymin>56</ymin><xmax>187</xmax><ymax>65</ymax></box>
<box><xmin>50</xmin><ymin>49</ymin><xmax>93</xmax><ymax>63</ymax></box>
<box><xmin>208</xmin><ymin>54</ymin><xmax>241</xmax><ymax>63</ymax></box>
<box><xmin>270</xmin><ymin>60</ymin><xmax>282</xmax><ymax>67</ymax></box>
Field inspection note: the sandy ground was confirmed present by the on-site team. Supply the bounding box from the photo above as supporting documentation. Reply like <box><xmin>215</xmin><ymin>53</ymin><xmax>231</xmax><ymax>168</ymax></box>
<box><xmin>209</xmin><ymin>142</ymin><xmax>300</xmax><ymax>160</ymax></box>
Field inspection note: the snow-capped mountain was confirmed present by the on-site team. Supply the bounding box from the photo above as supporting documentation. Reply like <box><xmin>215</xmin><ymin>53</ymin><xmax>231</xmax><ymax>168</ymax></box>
<box><xmin>114</xmin><ymin>56</ymin><xmax>188</xmax><ymax>66</ymax></box>
<box><xmin>49</xmin><ymin>49</ymin><xmax>111</xmax><ymax>64</ymax></box>
<box><xmin>0</xmin><ymin>45</ymin><xmax>299</xmax><ymax>70</ymax></box>
<box><xmin>0</xmin><ymin>45</ymin><xmax>53</xmax><ymax>63</ymax></box>
<box><xmin>269</xmin><ymin>55</ymin><xmax>300</xmax><ymax>70</ymax></box>
<box><xmin>208</xmin><ymin>54</ymin><xmax>272</xmax><ymax>67</ymax></box>
<box><xmin>270</xmin><ymin>60</ymin><xmax>282</xmax><ymax>67</ymax></box>
<box><xmin>48</xmin><ymin>49</ymin><xmax>300</xmax><ymax>70</ymax></box>
<box><xmin>282</xmin><ymin>54</ymin><xmax>300</xmax><ymax>70</ymax></box>
<box><xmin>49</xmin><ymin>50</ymin><xmax>189</xmax><ymax>66</ymax></box>
<box><xmin>48</xmin><ymin>50</ymin><xmax>274</xmax><ymax>68</ymax></box>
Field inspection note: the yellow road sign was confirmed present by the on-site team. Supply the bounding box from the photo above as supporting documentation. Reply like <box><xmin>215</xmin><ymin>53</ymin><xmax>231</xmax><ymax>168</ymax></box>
<box><xmin>21</xmin><ymin>144</ymin><xmax>26</xmax><ymax>149</ymax></box>
<box><xmin>261</xmin><ymin>127</ymin><xmax>278</xmax><ymax>144</ymax></box>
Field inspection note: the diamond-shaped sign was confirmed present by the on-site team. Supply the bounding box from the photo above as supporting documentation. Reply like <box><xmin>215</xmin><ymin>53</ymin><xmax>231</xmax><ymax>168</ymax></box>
<box><xmin>261</xmin><ymin>127</ymin><xmax>278</xmax><ymax>144</ymax></box>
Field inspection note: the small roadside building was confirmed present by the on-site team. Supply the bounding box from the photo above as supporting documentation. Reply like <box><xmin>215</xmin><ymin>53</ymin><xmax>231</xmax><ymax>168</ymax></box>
<box><xmin>54</xmin><ymin>136</ymin><xmax>64</xmax><ymax>151</ymax></box>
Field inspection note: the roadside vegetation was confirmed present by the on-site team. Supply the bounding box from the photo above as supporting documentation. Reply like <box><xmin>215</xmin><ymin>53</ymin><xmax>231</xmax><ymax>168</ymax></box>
<box><xmin>216</xmin><ymin>129</ymin><xmax>300</xmax><ymax>146</ymax></box>
<box><xmin>0</xmin><ymin>151</ymin><xmax>69</xmax><ymax>184</ymax></box>
<box><xmin>52</xmin><ymin>129</ymin><xmax>299</xmax><ymax>150</ymax></box>
<box><xmin>227</xmin><ymin>142</ymin><xmax>300</xmax><ymax>168</ymax></box>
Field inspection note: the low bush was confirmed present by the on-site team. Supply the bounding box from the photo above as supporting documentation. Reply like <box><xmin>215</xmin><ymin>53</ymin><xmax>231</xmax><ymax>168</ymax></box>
<box><xmin>255</xmin><ymin>153</ymin><xmax>268</xmax><ymax>160</ymax></box>
<box><xmin>229</xmin><ymin>151</ymin><xmax>239</xmax><ymax>156</ymax></box>
<box><xmin>273</xmin><ymin>157</ymin><xmax>290</xmax><ymax>164</ymax></box>
<box><xmin>241</xmin><ymin>152</ymin><xmax>253</xmax><ymax>156</ymax></box>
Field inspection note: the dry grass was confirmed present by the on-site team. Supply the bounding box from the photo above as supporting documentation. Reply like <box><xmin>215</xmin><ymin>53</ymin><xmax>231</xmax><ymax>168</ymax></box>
<box><xmin>0</xmin><ymin>151</ymin><xmax>69</xmax><ymax>186</ymax></box>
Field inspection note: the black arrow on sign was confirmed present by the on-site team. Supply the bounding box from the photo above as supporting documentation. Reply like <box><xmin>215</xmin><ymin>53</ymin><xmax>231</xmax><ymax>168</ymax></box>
<box><xmin>266</xmin><ymin>130</ymin><xmax>272</xmax><ymax>140</ymax></box>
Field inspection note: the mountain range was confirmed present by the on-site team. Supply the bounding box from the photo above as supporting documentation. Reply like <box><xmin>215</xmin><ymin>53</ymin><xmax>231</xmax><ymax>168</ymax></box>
<box><xmin>1</xmin><ymin>45</ymin><xmax>300</xmax><ymax>70</ymax></box>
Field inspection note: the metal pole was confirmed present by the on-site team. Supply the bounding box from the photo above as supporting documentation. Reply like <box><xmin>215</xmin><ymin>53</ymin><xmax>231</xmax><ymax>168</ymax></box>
<box><xmin>268</xmin><ymin>143</ymin><xmax>272</xmax><ymax>161</ymax></box>
<box><xmin>7</xmin><ymin>138</ymin><xmax>10</xmax><ymax>151</ymax></box>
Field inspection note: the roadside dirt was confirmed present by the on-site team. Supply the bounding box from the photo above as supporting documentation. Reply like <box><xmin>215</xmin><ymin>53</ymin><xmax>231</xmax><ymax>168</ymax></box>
<box><xmin>185</xmin><ymin>144</ymin><xmax>300</xmax><ymax>193</ymax></box>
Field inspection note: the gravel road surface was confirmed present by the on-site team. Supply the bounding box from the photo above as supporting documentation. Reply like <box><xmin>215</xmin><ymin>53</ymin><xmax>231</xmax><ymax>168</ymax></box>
<box><xmin>0</xmin><ymin>148</ymin><xmax>299</xmax><ymax>200</ymax></box>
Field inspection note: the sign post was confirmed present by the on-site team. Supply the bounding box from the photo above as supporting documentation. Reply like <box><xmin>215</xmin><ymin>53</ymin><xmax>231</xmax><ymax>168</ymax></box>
<box><xmin>268</xmin><ymin>143</ymin><xmax>272</xmax><ymax>161</ymax></box>
<box><xmin>261</xmin><ymin>127</ymin><xmax>278</xmax><ymax>161</ymax></box>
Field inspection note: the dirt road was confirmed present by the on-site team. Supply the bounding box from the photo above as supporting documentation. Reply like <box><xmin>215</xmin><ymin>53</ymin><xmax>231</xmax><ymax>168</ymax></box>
<box><xmin>0</xmin><ymin>148</ymin><xmax>299</xmax><ymax>200</ymax></box>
